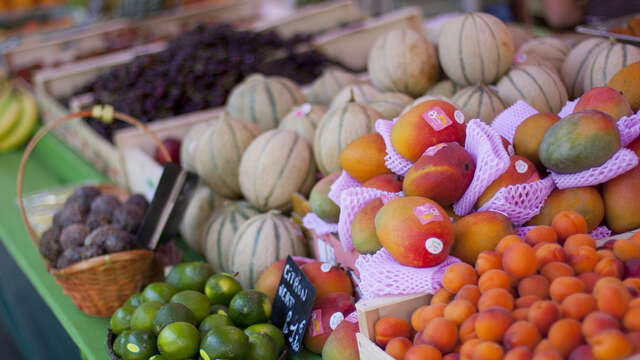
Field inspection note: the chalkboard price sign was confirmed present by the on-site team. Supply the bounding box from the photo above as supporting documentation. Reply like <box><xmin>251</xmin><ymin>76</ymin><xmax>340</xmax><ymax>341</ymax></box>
<box><xmin>270</xmin><ymin>256</ymin><xmax>316</xmax><ymax>354</ymax></box>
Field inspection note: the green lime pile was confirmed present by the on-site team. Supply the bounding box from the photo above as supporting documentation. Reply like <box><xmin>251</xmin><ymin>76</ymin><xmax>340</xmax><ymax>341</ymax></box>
<box><xmin>110</xmin><ymin>262</ymin><xmax>283</xmax><ymax>360</ymax></box>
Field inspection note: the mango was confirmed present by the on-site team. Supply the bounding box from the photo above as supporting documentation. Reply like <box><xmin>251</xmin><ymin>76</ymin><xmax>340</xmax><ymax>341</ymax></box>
<box><xmin>339</xmin><ymin>133</ymin><xmax>391</xmax><ymax>182</ymax></box>
<box><xmin>351</xmin><ymin>199</ymin><xmax>384</xmax><ymax>255</ymax></box>
<box><xmin>321</xmin><ymin>315</ymin><xmax>359</xmax><ymax>360</ymax></box>
<box><xmin>390</xmin><ymin>100</ymin><xmax>466</xmax><ymax>162</ymax></box>
<box><xmin>453</xmin><ymin>211</ymin><xmax>516</xmax><ymax>264</ymax></box>
<box><xmin>375</xmin><ymin>196</ymin><xmax>454</xmax><ymax>267</ymax></box>
<box><xmin>475</xmin><ymin>155</ymin><xmax>540</xmax><ymax>209</ymax></box>
<box><xmin>539</xmin><ymin>110</ymin><xmax>620</xmax><ymax>174</ymax></box>
<box><xmin>301</xmin><ymin>262</ymin><xmax>353</xmax><ymax>303</ymax></box>
<box><xmin>574</xmin><ymin>86</ymin><xmax>632</xmax><ymax>121</ymax></box>
<box><xmin>608</xmin><ymin>61</ymin><xmax>640</xmax><ymax>111</ymax></box>
<box><xmin>513</xmin><ymin>112</ymin><xmax>560</xmax><ymax>167</ymax></box>
<box><xmin>361</xmin><ymin>174</ymin><xmax>403</xmax><ymax>192</ymax></box>
<box><xmin>527</xmin><ymin>187</ymin><xmax>604</xmax><ymax>232</ymax></box>
<box><xmin>255</xmin><ymin>258</ymin><xmax>310</xmax><ymax>302</ymax></box>
<box><xmin>309</xmin><ymin>172</ymin><xmax>341</xmax><ymax>222</ymax></box>
<box><xmin>603</xmin><ymin>137</ymin><xmax>640</xmax><ymax>233</ymax></box>
<box><xmin>303</xmin><ymin>293</ymin><xmax>355</xmax><ymax>354</ymax></box>
<box><xmin>403</xmin><ymin>142</ymin><xmax>475</xmax><ymax>206</ymax></box>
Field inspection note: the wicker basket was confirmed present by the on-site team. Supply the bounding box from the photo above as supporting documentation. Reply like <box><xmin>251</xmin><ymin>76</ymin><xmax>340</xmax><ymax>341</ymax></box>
<box><xmin>17</xmin><ymin>105</ymin><xmax>172</xmax><ymax>317</ymax></box>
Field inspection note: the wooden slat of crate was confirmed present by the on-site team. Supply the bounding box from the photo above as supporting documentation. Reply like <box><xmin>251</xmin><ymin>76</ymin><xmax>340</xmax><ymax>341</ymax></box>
<box><xmin>356</xmin><ymin>293</ymin><xmax>431</xmax><ymax>340</ymax></box>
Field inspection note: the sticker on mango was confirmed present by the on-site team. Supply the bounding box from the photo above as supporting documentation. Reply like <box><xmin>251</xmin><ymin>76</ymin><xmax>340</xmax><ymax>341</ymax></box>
<box><xmin>413</xmin><ymin>203</ymin><xmax>444</xmax><ymax>225</ymax></box>
<box><xmin>422</xmin><ymin>107</ymin><xmax>453</xmax><ymax>131</ymax></box>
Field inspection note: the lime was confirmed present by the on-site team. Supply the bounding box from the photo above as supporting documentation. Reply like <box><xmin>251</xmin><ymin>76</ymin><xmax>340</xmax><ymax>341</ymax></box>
<box><xmin>229</xmin><ymin>290</ymin><xmax>272</xmax><ymax>328</ymax></box>
<box><xmin>166</xmin><ymin>262</ymin><xmax>213</xmax><ymax>292</ymax></box>
<box><xmin>199</xmin><ymin>314</ymin><xmax>233</xmax><ymax>336</ymax></box>
<box><xmin>245</xmin><ymin>323</ymin><xmax>285</xmax><ymax>353</ymax></box>
<box><xmin>153</xmin><ymin>303</ymin><xmax>196</xmax><ymax>334</ymax></box>
<box><xmin>123</xmin><ymin>293</ymin><xmax>144</xmax><ymax>311</ymax></box>
<box><xmin>247</xmin><ymin>332</ymin><xmax>279</xmax><ymax>360</ymax></box>
<box><xmin>204</xmin><ymin>273</ymin><xmax>243</xmax><ymax>305</ymax></box>
<box><xmin>119</xmin><ymin>330</ymin><xmax>157</xmax><ymax>360</ymax></box>
<box><xmin>130</xmin><ymin>301</ymin><xmax>162</xmax><ymax>332</ymax></box>
<box><xmin>170</xmin><ymin>290</ymin><xmax>210</xmax><ymax>323</ymax></box>
<box><xmin>210</xmin><ymin>304</ymin><xmax>230</xmax><ymax>316</ymax></box>
<box><xmin>148</xmin><ymin>355</ymin><xmax>169</xmax><ymax>360</ymax></box>
<box><xmin>199</xmin><ymin>325</ymin><xmax>249</xmax><ymax>360</ymax></box>
<box><xmin>142</xmin><ymin>282</ymin><xmax>178</xmax><ymax>304</ymax></box>
<box><xmin>111</xmin><ymin>306</ymin><xmax>134</xmax><ymax>335</ymax></box>
<box><xmin>113</xmin><ymin>330</ymin><xmax>131</xmax><ymax>357</ymax></box>
<box><xmin>157</xmin><ymin>321</ymin><xmax>200</xmax><ymax>360</ymax></box>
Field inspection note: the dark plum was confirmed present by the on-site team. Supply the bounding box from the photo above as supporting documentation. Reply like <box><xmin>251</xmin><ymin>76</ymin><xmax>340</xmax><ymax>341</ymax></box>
<box><xmin>39</xmin><ymin>227</ymin><xmax>62</xmax><ymax>263</ymax></box>
<box><xmin>90</xmin><ymin>194</ymin><xmax>121</xmax><ymax>217</ymax></box>
<box><xmin>56</xmin><ymin>247</ymin><xmax>83</xmax><ymax>269</ymax></box>
<box><xmin>59</xmin><ymin>224</ymin><xmax>90</xmax><ymax>250</ymax></box>
<box><xmin>113</xmin><ymin>204</ymin><xmax>145</xmax><ymax>234</ymax></box>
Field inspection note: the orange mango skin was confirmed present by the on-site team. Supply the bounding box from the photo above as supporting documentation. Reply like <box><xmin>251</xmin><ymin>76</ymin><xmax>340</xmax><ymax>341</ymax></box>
<box><xmin>340</xmin><ymin>133</ymin><xmax>391</xmax><ymax>182</ymax></box>
<box><xmin>527</xmin><ymin>187</ymin><xmax>604</xmax><ymax>232</ymax></box>
<box><xmin>403</xmin><ymin>142</ymin><xmax>475</xmax><ymax>206</ymax></box>
<box><xmin>391</xmin><ymin>100</ymin><xmax>466</xmax><ymax>162</ymax></box>
<box><xmin>351</xmin><ymin>198</ymin><xmax>384</xmax><ymax>254</ymax></box>
<box><xmin>321</xmin><ymin>317</ymin><xmax>359</xmax><ymax>360</ymax></box>
<box><xmin>375</xmin><ymin>196</ymin><xmax>454</xmax><ymax>267</ymax></box>
<box><xmin>475</xmin><ymin>155</ymin><xmax>540</xmax><ymax>209</ymax></box>
<box><xmin>453</xmin><ymin>211</ymin><xmax>516</xmax><ymax>264</ymax></box>
<box><xmin>303</xmin><ymin>293</ymin><xmax>355</xmax><ymax>354</ymax></box>
<box><xmin>513</xmin><ymin>112</ymin><xmax>560</xmax><ymax>168</ymax></box>
<box><xmin>361</xmin><ymin>174</ymin><xmax>403</xmax><ymax>192</ymax></box>
<box><xmin>603</xmin><ymin>137</ymin><xmax>640</xmax><ymax>233</ymax></box>
<box><xmin>574</xmin><ymin>86</ymin><xmax>632</xmax><ymax>121</ymax></box>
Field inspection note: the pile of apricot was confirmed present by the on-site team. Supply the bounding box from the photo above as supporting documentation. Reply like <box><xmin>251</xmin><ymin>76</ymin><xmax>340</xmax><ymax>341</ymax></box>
<box><xmin>374</xmin><ymin>211</ymin><xmax>640</xmax><ymax>360</ymax></box>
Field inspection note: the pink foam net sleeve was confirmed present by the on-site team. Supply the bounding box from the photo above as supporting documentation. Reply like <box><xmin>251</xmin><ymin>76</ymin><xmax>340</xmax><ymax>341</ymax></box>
<box><xmin>516</xmin><ymin>226</ymin><xmax>534</xmax><ymax>238</ymax></box>
<box><xmin>453</xmin><ymin>119</ymin><xmax>511</xmax><ymax>216</ymax></box>
<box><xmin>355</xmin><ymin>249</ymin><xmax>461</xmax><ymax>299</ymax></box>
<box><xmin>592</xmin><ymin>226</ymin><xmax>613</xmax><ymax>243</ymax></box>
<box><xmin>337</xmin><ymin>187</ymin><xmax>401</xmax><ymax>251</ymax></box>
<box><xmin>478</xmin><ymin>177</ymin><xmax>556</xmax><ymax>226</ymax></box>
<box><xmin>618</xmin><ymin>111</ymin><xmax>640</xmax><ymax>147</ymax></box>
<box><xmin>558</xmin><ymin>98</ymin><xmax>579</xmax><ymax>118</ymax></box>
<box><xmin>328</xmin><ymin>170</ymin><xmax>361</xmax><ymax>207</ymax></box>
<box><xmin>376</xmin><ymin>118</ymin><xmax>415</xmax><ymax>176</ymax></box>
<box><xmin>302</xmin><ymin>213</ymin><xmax>338</xmax><ymax>236</ymax></box>
<box><xmin>491</xmin><ymin>100</ymin><xmax>539</xmax><ymax>143</ymax></box>
<box><xmin>550</xmin><ymin>149</ymin><xmax>639</xmax><ymax>189</ymax></box>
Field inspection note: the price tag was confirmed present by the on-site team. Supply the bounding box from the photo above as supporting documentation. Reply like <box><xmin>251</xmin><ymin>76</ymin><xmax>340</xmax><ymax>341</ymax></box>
<box><xmin>270</xmin><ymin>256</ymin><xmax>316</xmax><ymax>354</ymax></box>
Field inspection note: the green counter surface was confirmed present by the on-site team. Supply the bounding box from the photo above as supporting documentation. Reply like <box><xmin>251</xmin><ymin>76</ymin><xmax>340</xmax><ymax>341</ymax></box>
<box><xmin>0</xmin><ymin>133</ymin><xmax>321</xmax><ymax>360</ymax></box>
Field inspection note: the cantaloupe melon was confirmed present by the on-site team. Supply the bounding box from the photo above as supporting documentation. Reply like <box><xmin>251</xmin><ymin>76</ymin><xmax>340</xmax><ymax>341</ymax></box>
<box><xmin>180</xmin><ymin>122</ymin><xmax>210</xmax><ymax>173</ymax></box>
<box><xmin>203</xmin><ymin>201</ymin><xmax>260</xmax><ymax>273</ymax></box>
<box><xmin>314</xmin><ymin>100</ymin><xmax>382</xmax><ymax>175</ymax></box>
<box><xmin>513</xmin><ymin>53</ymin><xmax>557</xmax><ymax>74</ymax></box>
<box><xmin>425</xmin><ymin>79</ymin><xmax>462</xmax><ymax>99</ymax></box>
<box><xmin>179</xmin><ymin>183</ymin><xmax>225</xmax><ymax>254</ymax></box>
<box><xmin>366</xmin><ymin>92</ymin><xmax>413</xmax><ymax>119</ymax></box>
<box><xmin>506</xmin><ymin>23</ymin><xmax>535</xmax><ymax>51</ymax></box>
<box><xmin>438</xmin><ymin>12</ymin><xmax>514</xmax><ymax>86</ymax></box>
<box><xmin>583</xmin><ymin>41</ymin><xmax>640</xmax><ymax>92</ymax></box>
<box><xmin>516</xmin><ymin>37</ymin><xmax>570</xmax><ymax>72</ymax></box>
<box><xmin>367</xmin><ymin>28</ymin><xmax>440</xmax><ymax>97</ymax></box>
<box><xmin>225</xmin><ymin>74</ymin><xmax>305</xmax><ymax>131</ymax></box>
<box><xmin>229</xmin><ymin>211</ymin><xmax>307</xmax><ymax>288</ymax></box>
<box><xmin>497</xmin><ymin>65</ymin><xmax>568</xmax><ymax>113</ymax></box>
<box><xmin>329</xmin><ymin>83</ymin><xmax>382</xmax><ymax>109</ymax></box>
<box><xmin>400</xmin><ymin>95</ymin><xmax>452</xmax><ymax>116</ymax></box>
<box><xmin>195</xmin><ymin>116</ymin><xmax>261</xmax><ymax>199</ymax></box>
<box><xmin>305</xmin><ymin>67</ymin><xmax>361</xmax><ymax>105</ymax></box>
<box><xmin>239</xmin><ymin>129</ymin><xmax>316</xmax><ymax>211</ymax></box>
<box><xmin>561</xmin><ymin>38</ymin><xmax>609</xmax><ymax>99</ymax></box>
<box><xmin>278</xmin><ymin>103</ymin><xmax>328</xmax><ymax>146</ymax></box>
<box><xmin>451</xmin><ymin>84</ymin><xmax>506</xmax><ymax>124</ymax></box>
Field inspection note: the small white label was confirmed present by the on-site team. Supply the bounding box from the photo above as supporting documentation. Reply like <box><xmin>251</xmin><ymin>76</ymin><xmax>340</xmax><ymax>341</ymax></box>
<box><xmin>295</xmin><ymin>103</ymin><xmax>312</xmax><ymax>117</ymax></box>
<box><xmin>454</xmin><ymin>110</ymin><xmax>465</xmax><ymax>124</ymax></box>
<box><xmin>320</xmin><ymin>263</ymin><xmax>333</xmax><ymax>273</ymax></box>
<box><xmin>425</xmin><ymin>238</ymin><xmax>443</xmax><ymax>254</ymax></box>
<box><xmin>508</xmin><ymin>144</ymin><xmax>515</xmax><ymax>156</ymax></box>
<box><xmin>515</xmin><ymin>160</ymin><xmax>529</xmax><ymax>174</ymax></box>
<box><xmin>329</xmin><ymin>312</ymin><xmax>344</xmax><ymax>330</ymax></box>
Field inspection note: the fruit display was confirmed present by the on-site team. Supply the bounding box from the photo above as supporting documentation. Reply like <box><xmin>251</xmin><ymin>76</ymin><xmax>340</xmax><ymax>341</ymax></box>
<box><xmin>496</xmin><ymin>65</ymin><xmax>568</xmax><ymax>113</ymax></box>
<box><xmin>0</xmin><ymin>82</ymin><xmax>39</xmax><ymax>153</ymax></box>
<box><xmin>516</xmin><ymin>37</ymin><xmax>571</xmax><ymax>73</ymax></box>
<box><xmin>451</xmin><ymin>84</ymin><xmax>506</xmax><ymax>125</ymax></box>
<box><xmin>178</xmin><ymin>183</ymin><xmax>224</xmax><ymax>254</ymax></box>
<box><xmin>305</xmin><ymin>67</ymin><xmax>362</xmax><ymax>106</ymax></box>
<box><xmin>561</xmin><ymin>38</ymin><xmax>609</xmax><ymax>99</ymax></box>
<box><xmin>278</xmin><ymin>103</ymin><xmax>328</xmax><ymax>147</ymax></box>
<box><xmin>583</xmin><ymin>41</ymin><xmax>640</xmax><ymax>91</ymax></box>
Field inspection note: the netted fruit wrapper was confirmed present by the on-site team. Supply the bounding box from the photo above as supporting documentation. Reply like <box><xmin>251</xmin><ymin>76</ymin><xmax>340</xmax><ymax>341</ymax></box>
<box><xmin>550</xmin><ymin>149</ymin><xmax>639</xmax><ymax>189</ymax></box>
<box><xmin>557</xmin><ymin>98</ymin><xmax>580</xmax><ymax>118</ymax></box>
<box><xmin>453</xmin><ymin>119</ymin><xmax>511</xmax><ymax>216</ymax></box>
<box><xmin>491</xmin><ymin>100</ymin><xmax>539</xmax><ymax>143</ymax></box>
<box><xmin>355</xmin><ymin>249</ymin><xmax>461</xmax><ymax>299</ymax></box>
<box><xmin>302</xmin><ymin>213</ymin><xmax>338</xmax><ymax>236</ymax></box>
<box><xmin>328</xmin><ymin>171</ymin><xmax>361</xmax><ymax>208</ymax></box>
<box><xmin>376</xmin><ymin>118</ymin><xmax>415</xmax><ymax>176</ymax></box>
<box><xmin>478</xmin><ymin>177</ymin><xmax>556</xmax><ymax>226</ymax></box>
<box><xmin>618</xmin><ymin>110</ymin><xmax>640</xmax><ymax>147</ymax></box>
<box><xmin>337</xmin><ymin>187</ymin><xmax>401</xmax><ymax>251</ymax></box>
<box><xmin>517</xmin><ymin>225</ymin><xmax>612</xmax><ymax>241</ymax></box>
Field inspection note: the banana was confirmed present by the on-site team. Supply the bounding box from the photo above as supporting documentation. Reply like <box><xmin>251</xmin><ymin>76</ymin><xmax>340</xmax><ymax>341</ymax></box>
<box><xmin>0</xmin><ymin>89</ymin><xmax>39</xmax><ymax>153</ymax></box>
<box><xmin>0</xmin><ymin>87</ymin><xmax>19</xmax><ymax>140</ymax></box>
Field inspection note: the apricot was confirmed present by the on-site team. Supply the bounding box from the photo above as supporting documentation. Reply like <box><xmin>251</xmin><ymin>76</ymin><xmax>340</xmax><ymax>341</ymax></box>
<box><xmin>548</xmin><ymin>318</ymin><xmax>584</xmax><ymax>357</ymax></box>
<box><xmin>593</xmin><ymin>277</ymin><xmax>625</xmax><ymax>296</ymax></box>
<box><xmin>532</xmin><ymin>351</ymin><xmax>562</xmax><ymax>360</ymax></box>
<box><xmin>496</xmin><ymin>235</ymin><xmax>525</xmax><ymax>256</ymax></box>
<box><xmin>582</xmin><ymin>312</ymin><xmax>621</xmax><ymax>339</ymax></box>
<box><xmin>475</xmin><ymin>307</ymin><xmax>514</xmax><ymax>341</ymax></box>
<box><xmin>535</xmin><ymin>243</ymin><xmax>567</xmax><ymax>267</ymax></box>
<box><xmin>525</xmin><ymin>226</ymin><xmax>558</xmax><ymax>246</ymax></box>
<box><xmin>613</xmin><ymin>239</ymin><xmax>640</xmax><ymax>262</ymax></box>
<box><xmin>504</xmin><ymin>321</ymin><xmax>541</xmax><ymax>351</ymax></box>
<box><xmin>423</xmin><ymin>317</ymin><xmax>459</xmax><ymax>353</ymax></box>
<box><xmin>432</xmin><ymin>288</ymin><xmax>454</xmax><ymax>305</ymax></box>
<box><xmin>411</xmin><ymin>305</ymin><xmax>429</xmax><ymax>331</ymax></box>
<box><xmin>549</xmin><ymin>276</ymin><xmax>586</xmax><ymax>302</ymax></box>
<box><xmin>569</xmin><ymin>246</ymin><xmax>598</xmax><ymax>274</ymax></box>
<box><xmin>515</xmin><ymin>295</ymin><xmax>539</xmax><ymax>308</ymax></box>
<box><xmin>460</xmin><ymin>339</ymin><xmax>483</xmax><ymax>360</ymax></box>
<box><xmin>578</xmin><ymin>272</ymin><xmax>601</xmax><ymax>292</ymax></box>
<box><xmin>589</xmin><ymin>329</ymin><xmax>633</xmax><ymax>360</ymax></box>
<box><xmin>385</xmin><ymin>337</ymin><xmax>412</xmax><ymax>360</ymax></box>
<box><xmin>444</xmin><ymin>299</ymin><xmax>476</xmax><ymax>325</ymax></box>
<box><xmin>405</xmin><ymin>344</ymin><xmax>443</xmax><ymax>360</ymax></box>
<box><xmin>551</xmin><ymin>210</ymin><xmax>588</xmax><ymax>242</ymax></box>
<box><xmin>528</xmin><ymin>300</ymin><xmax>560</xmax><ymax>335</ymax></box>
<box><xmin>568</xmin><ymin>345</ymin><xmax>596</xmax><ymax>360</ymax></box>
<box><xmin>475</xmin><ymin>251</ymin><xmax>502</xmax><ymax>275</ymax></box>
<box><xmin>459</xmin><ymin>313</ymin><xmax>479</xmax><ymax>342</ymax></box>
<box><xmin>503</xmin><ymin>242</ymin><xmax>537</xmax><ymax>278</ymax></box>
<box><xmin>631</xmin><ymin>232</ymin><xmax>640</xmax><ymax>248</ymax></box>
<box><xmin>375</xmin><ymin>316</ymin><xmax>411</xmax><ymax>347</ymax></box>
<box><xmin>518</xmin><ymin>275</ymin><xmax>550</xmax><ymax>299</ymax></box>
<box><xmin>561</xmin><ymin>293</ymin><xmax>597</xmax><ymax>320</ymax></box>
<box><xmin>534</xmin><ymin>339</ymin><xmax>557</xmax><ymax>355</ymax></box>
<box><xmin>629</xmin><ymin>297</ymin><xmax>640</xmax><ymax>309</ymax></box>
<box><xmin>505</xmin><ymin>346</ymin><xmax>534</xmax><ymax>360</ymax></box>
<box><xmin>456</xmin><ymin>284</ymin><xmax>481</xmax><ymax>305</ymax></box>
<box><xmin>478</xmin><ymin>269</ymin><xmax>511</xmax><ymax>293</ymax></box>
<box><xmin>564</xmin><ymin>234</ymin><xmax>596</xmax><ymax>256</ymax></box>
<box><xmin>443</xmin><ymin>263</ymin><xmax>478</xmax><ymax>293</ymax></box>
<box><xmin>418</xmin><ymin>303</ymin><xmax>447</xmax><ymax>331</ymax></box>
<box><xmin>626</xmin><ymin>331</ymin><xmax>640</xmax><ymax>354</ymax></box>
<box><xmin>478</xmin><ymin>288</ymin><xmax>514</xmax><ymax>311</ymax></box>
<box><xmin>623</xmin><ymin>278</ymin><xmax>640</xmax><ymax>294</ymax></box>
<box><xmin>623</xmin><ymin>306</ymin><xmax>640</xmax><ymax>331</ymax></box>
<box><xmin>444</xmin><ymin>353</ymin><xmax>460</xmax><ymax>360</ymax></box>
<box><xmin>513</xmin><ymin>308</ymin><xmax>530</xmax><ymax>321</ymax></box>
<box><xmin>472</xmin><ymin>341</ymin><xmax>504</xmax><ymax>360</ymax></box>
<box><xmin>597</xmin><ymin>249</ymin><xmax>615</xmax><ymax>260</ymax></box>
<box><xmin>540</xmin><ymin>261</ymin><xmax>575</xmax><ymax>281</ymax></box>
<box><xmin>594</xmin><ymin>257</ymin><xmax>624</xmax><ymax>278</ymax></box>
